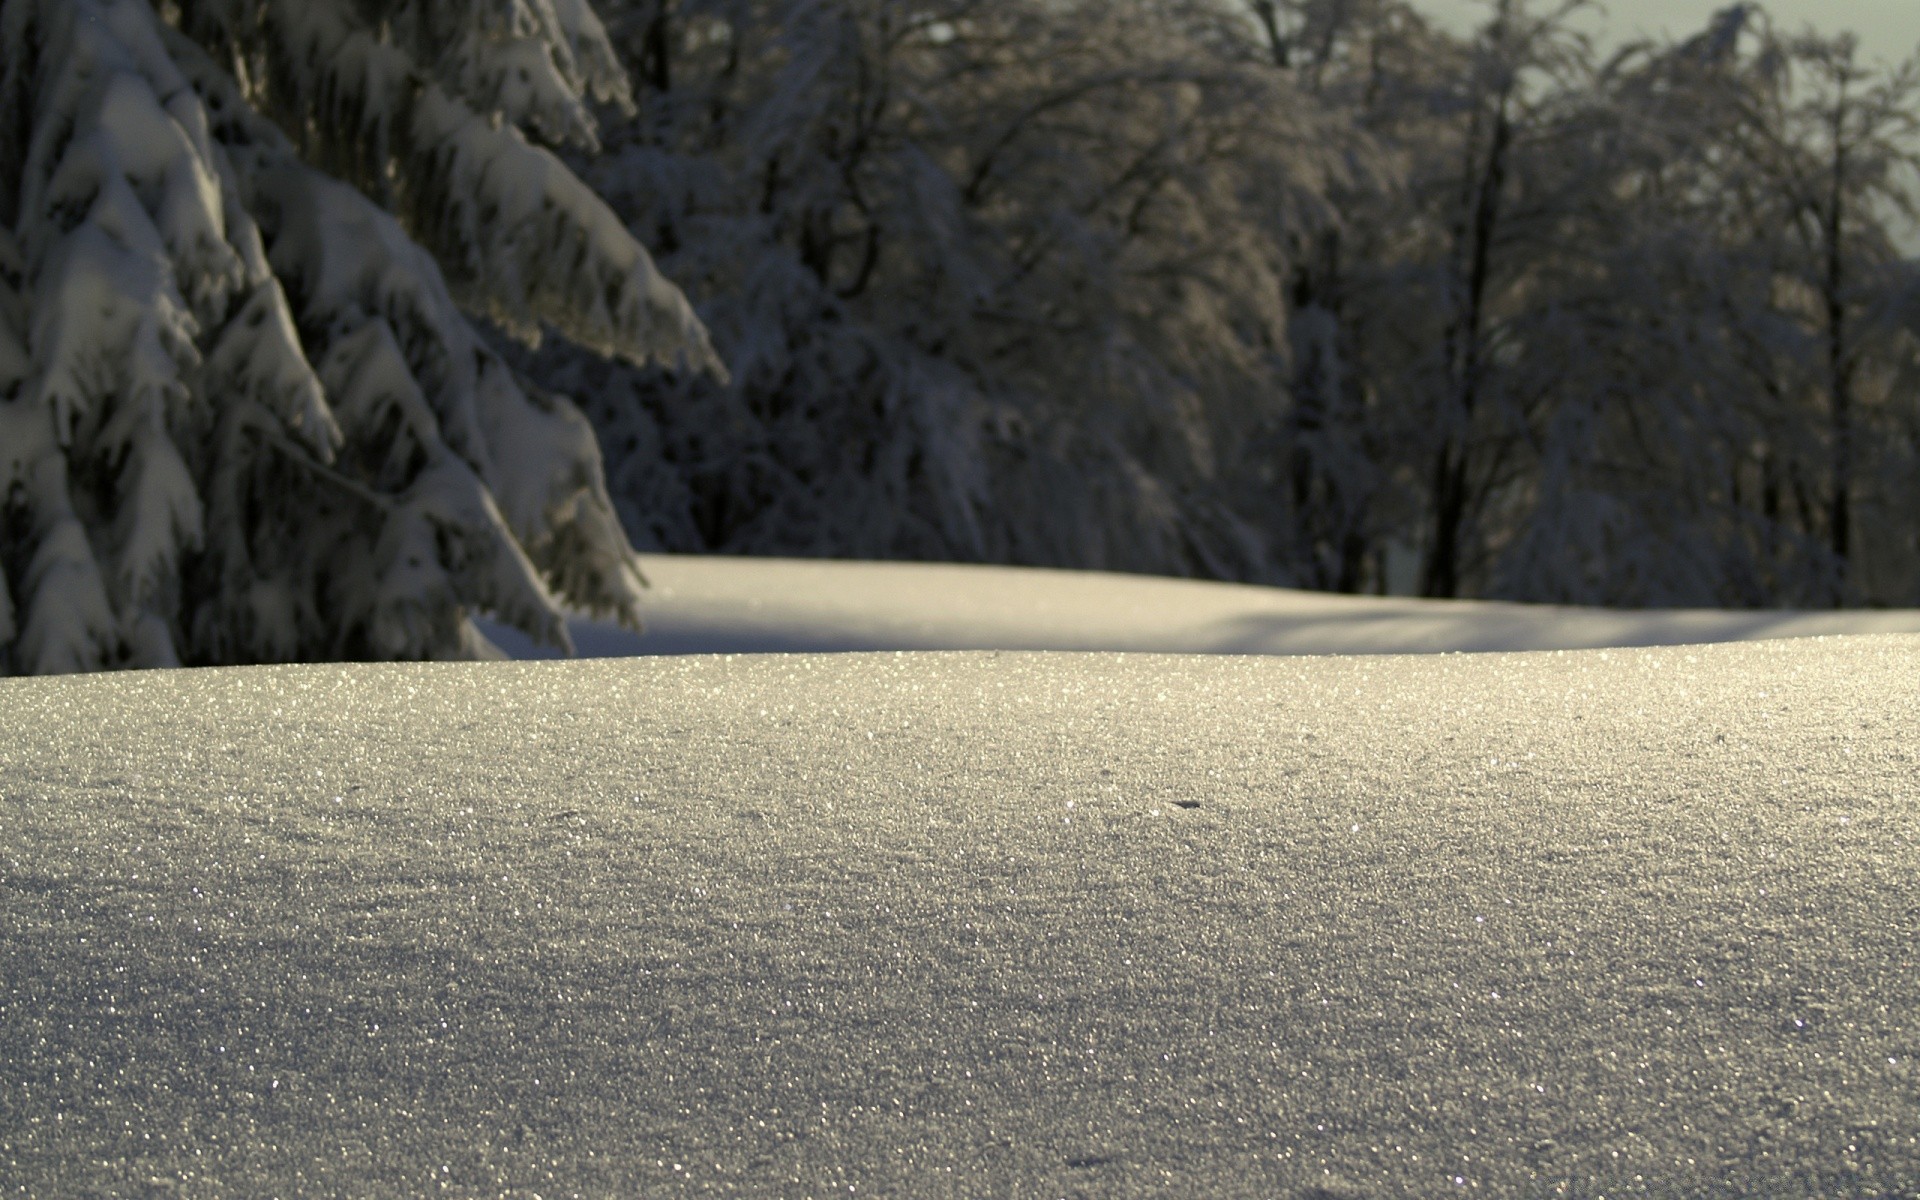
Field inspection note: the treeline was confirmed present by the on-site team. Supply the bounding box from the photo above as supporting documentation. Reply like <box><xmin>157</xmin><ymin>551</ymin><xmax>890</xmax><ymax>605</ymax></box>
<box><xmin>4</xmin><ymin>0</ymin><xmax>1915</xmax><ymax>674</ymax></box>
<box><xmin>536</xmin><ymin>0</ymin><xmax>1920</xmax><ymax>606</ymax></box>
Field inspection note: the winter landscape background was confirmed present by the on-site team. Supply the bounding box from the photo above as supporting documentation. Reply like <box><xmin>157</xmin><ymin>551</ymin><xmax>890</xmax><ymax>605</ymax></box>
<box><xmin>5</xmin><ymin>0</ymin><xmax>1920</xmax><ymax>1195</ymax></box>
<box><xmin>6</xmin><ymin>0</ymin><xmax>1920</xmax><ymax>671</ymax></box>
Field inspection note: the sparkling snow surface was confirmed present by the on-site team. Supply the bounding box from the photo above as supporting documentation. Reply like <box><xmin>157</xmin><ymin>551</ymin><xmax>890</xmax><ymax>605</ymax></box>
<box><xmin>482</xmin><ymin>555</ymin><xmax>1920</xmax><ymax>658</ymax></box>
<box><xmin>5</xmin><ymin>641</ymin><xmax>1920</xmax><ymax>1196</ymax></box>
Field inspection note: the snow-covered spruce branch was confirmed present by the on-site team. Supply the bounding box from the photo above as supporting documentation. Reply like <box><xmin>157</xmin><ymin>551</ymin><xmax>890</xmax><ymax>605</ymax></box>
<box><xmin>0</xmin><ymin>0</ymin><xmax>719</xmax><ymax>673</ymax></box>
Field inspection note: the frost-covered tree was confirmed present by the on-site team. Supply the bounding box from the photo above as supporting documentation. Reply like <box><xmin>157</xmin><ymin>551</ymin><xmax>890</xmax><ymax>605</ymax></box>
<box><xmin>1234</xmin><ymin>0</ymin><xmax>1603</xmax><ymax>599</ymax></box>
<box><xmin>1230</xmin><ymin>0</ymin><xmax>1432</xmax><ymax>595</ymax></box>
<box><xmin>1472</xmin><ymin>5</ymin><xmax>1824</xmax><ymax>606</ymax></box>
<box><xmin>1486</xmin><ymin>7</ymin><xmax>1920</xmax><ymax>607</ymax></box>
<box><xmin>531</xmin><ymin>0</ymin><xmax>1346</xmax><ymax>580</ymax></box>
<box><xmin>1708</xmin><ymin>24</ymin><xmax>1920</xmax><ymax>603</ymax></box>
<box><xmin>1374</xmin><ymin>0</ymin><xmax>1602</xmax><ymax>599</ymax></box>
<box><xmin>0</xmin><ymin>0</ymin><xmax>720</xmax><ymax>673</ymax></box>
<box><xmin>1264</xmin><ymin>0</ymin><xmax>1920</xmax><ymax>607</ymax></box>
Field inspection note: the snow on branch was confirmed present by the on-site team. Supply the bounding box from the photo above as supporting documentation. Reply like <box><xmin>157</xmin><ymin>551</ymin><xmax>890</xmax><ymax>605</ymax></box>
<box><xmin>1</xmin><ymin>0</ymin><xmax>710</xmax><ymax>672</ymax></box>
<box><xmin>407</xmin><ymin>87</ymin><xmax>725</xmax><ymax>376</ymax></box>
<box><xmin>255</xmin><ymin>161</ymin><xmax>645</xmax><ymax>636</ymax></box>
<box><xmin>178</xmin><ymin>0</ymin><xmax>719</xmax><ymax>375</ymax></box>
<box><xmin>385</xmin><ymin>0</ymin><xmax>635</xmax><ymax>148</ymax></box>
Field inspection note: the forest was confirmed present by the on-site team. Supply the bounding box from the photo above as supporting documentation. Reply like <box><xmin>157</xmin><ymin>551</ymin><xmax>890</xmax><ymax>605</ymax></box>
<box><xmin>2</xmin><ymin>0</ymin><xmax>1918</xmax><ymax>672</ymax></box>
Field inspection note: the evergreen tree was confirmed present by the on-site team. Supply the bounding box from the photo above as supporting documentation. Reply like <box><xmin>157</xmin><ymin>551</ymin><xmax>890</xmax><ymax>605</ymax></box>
<box><xmin>0</xmin><ymin>0</ymin><xmax>720</xmax><ymax>673</ymax></box>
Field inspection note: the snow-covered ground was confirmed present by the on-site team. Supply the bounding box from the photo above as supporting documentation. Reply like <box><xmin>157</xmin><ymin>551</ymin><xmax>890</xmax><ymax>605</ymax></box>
<box><xmin>6</xmin><ymin>561</ymin><xmax>1920</xmax><ymax>1197</ymax></box>
<box><xmin>483</xmin><ymin>554</ymin><xmax>1920</xmax><ymax>657</ymax></box>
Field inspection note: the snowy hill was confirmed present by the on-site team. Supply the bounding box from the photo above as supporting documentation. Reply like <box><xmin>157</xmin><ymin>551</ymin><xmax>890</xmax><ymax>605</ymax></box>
<box><xmin>5</xmin><ymin>568</ymin><xmax>1920</xmax><ymax>1195</ymax></box>
<box><xmin>481</xmin><ymin>554</ymin><xmax>1920</xmax><ymax>657</ymax></box>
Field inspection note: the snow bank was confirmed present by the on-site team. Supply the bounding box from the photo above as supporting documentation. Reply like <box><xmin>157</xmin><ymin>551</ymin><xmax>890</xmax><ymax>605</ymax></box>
<box><xmin>4</xmin><ymin>640</ymin><xmax>1918</xmax><ymax>1195</ymax></box>
<box><xmin>480</xmin><ymin>554</ymin><xmax>1920</xmax><ymax>657</ymax></box>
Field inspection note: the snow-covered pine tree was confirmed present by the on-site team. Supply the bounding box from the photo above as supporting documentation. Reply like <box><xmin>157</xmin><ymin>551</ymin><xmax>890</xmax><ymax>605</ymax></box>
<box><xmin>0</xmin><ymin>0</ymin><xmax>721</xmax><ymax>673</ymax></box>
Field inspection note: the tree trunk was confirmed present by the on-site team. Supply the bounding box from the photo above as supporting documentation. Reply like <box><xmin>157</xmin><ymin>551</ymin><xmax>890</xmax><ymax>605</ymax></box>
<box><xmin>1248</xmin><ymin>0</ymin><xmax>1292</xmax><ymax>69</ymax></box>
<box><xmin>1419</xmin><ymin>450</ymin><xmax>1464</xmax><ymax>598</ymax></box>
<box><xmin>1422</xmin><ymin>77</ymin><xmax>1512</xmax><ymax>599</ymax></box>
<box><xmin>640</xmin><ymin>0</ymin><xmax>672</xmax><ymax>94</ymax></box>
<box><xmin>1822</xmin><ymin>114</ymin><xmax>1853</xmax><ymax>604</ymax></box>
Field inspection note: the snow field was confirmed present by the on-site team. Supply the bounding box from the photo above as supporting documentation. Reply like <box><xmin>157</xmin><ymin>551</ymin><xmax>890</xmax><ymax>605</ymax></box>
<box><xmin>4</xmin><ymin>639</ymin><xmax>1919</xmax><ymax>1196</ymax></box>
<box><xmin>483</xmin><ymin>554</ymin><xmax>1920</xmax><ymax>658</ymax></box>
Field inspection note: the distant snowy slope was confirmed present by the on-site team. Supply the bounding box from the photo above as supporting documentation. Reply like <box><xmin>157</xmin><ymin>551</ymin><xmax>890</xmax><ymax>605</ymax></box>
<box><xmin>478</xmin><ymin>555</ymin><xmax>1920</xmax><ymax>657</ymax></box>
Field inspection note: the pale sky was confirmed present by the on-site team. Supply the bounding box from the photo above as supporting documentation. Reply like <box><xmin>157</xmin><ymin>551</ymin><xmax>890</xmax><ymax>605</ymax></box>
<box><xmin>1420</xmin><ymin>0</ymin><xmax>1920</xmax><ymax>64</ymax></box>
